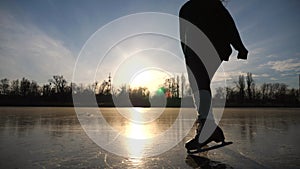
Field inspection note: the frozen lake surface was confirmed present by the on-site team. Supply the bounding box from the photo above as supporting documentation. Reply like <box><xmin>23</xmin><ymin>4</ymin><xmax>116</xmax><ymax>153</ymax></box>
<box><xmin>0</xmin><ymin>107</ymin><xmax>299</xmax><ymax>169</ymax></box>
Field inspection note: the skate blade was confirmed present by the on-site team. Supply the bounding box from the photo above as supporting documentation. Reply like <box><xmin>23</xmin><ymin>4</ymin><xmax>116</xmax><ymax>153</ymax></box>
<box><xmin>188</xmin><ymin>141</ymin><xmax>233</xmax><ymax>154</ymax></box>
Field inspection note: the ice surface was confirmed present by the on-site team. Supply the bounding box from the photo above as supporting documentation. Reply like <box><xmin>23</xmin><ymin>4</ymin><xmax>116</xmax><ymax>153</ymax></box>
<box><xmin>0</xmin><ymin>107</ymin><xmax>299</xmax><ymax>169</ymax></box>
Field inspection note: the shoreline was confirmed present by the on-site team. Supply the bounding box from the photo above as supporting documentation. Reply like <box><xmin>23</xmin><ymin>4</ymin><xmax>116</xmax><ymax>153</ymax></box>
<box><xmin>0</xmin><ymin>105</ymin><xmax>299</xmax><ymax>108</ymax></box>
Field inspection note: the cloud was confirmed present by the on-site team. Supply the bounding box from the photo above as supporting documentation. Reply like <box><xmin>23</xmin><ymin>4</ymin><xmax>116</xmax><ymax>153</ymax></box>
<box><xmin>280</xmin><ymin>73</ymin><xmax>291</xmax><ymax>77</ymax></box>
<box><xmin>266</xmin><ymin>54</ymin><xmax>278</xmax><ymax>58</ymax></box>
<box><xmin>250</xmin><ymin>47</ymin><xmax>265</xmax><ymax>55</ymax></box>
<box><xmin>254</xmin><ymin>73</ymin><xmax>270</xmax><ymax>78</ymax></box>
<box><xmin>262</xmin><ymin>59</ymin><xmax>300</xmax><ymax>72</ymax></box>
<box><xmin>0</xmin><ymin>10</ymin><xmax>75</xmax><ymax>83</ymax></box>
<box><xmin>270</xmin><ymin>77</ymin><xmax>278</xmax><ymax>81</ymax></box>
<box><xmin>212</xmin><ymin>70</ymin><xmax>248</xmax><ymax>83</ymax></box>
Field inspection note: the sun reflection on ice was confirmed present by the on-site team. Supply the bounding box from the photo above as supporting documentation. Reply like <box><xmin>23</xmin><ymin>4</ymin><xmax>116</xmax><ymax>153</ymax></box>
<box><xmin>124</xmin><ymin>108</ymin><xmax>156</xmax><ymax>159</ymax></box>
<box><xmin>125</xmin><ymin>123</ymin><xmax>151</xmax><ymax>161</ymax></box>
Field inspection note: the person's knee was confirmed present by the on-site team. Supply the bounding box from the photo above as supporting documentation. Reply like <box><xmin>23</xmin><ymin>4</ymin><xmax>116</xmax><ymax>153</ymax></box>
<box><xmin>197</xmin><ymin>82</ymin><xmax>210</xmax><ymax>91</ymax></box>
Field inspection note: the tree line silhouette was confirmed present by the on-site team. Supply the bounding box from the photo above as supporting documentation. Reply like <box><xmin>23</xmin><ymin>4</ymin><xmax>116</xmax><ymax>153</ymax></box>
<box><xmin>0</xmin><ymin>73</ymin><xmax>299</xmax><ymax>107</ymax></box>
<box><xmin>213</xmin><ymin>73</ymin><xmax>300</xmax><ymax>107</ymax></box>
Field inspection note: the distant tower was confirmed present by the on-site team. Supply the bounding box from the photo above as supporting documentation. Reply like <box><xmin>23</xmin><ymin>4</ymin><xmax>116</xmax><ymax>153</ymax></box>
<box><xmin>108</xmin><ymin>73</ymin><xmax>112</xmax><ymax>95</ymax></box>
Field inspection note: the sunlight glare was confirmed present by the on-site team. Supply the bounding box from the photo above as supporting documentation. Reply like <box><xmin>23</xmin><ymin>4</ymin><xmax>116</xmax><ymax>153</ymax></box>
<box><xmin>125</xmin><ymin>126</ymin><xmax>148</xmax><ymax>158</ymax></box>
<box><xmin>129</xmin><ymin>68</ymin><xmax>171</xmax><ymax>94</ymax></box>
<box><xmin>123</xmin><ymin>109</ymin><xmax>154</xmax><ymax>139</ymax></box>
<box><xmin>125</xmin><ymin>122</ymin><xmax>151</xmax><ymax>159</ymax></box>
<box><xmin>124</xmin><ymin>109</ymin><xmax>155</xmax><ymax>158</ymax></box>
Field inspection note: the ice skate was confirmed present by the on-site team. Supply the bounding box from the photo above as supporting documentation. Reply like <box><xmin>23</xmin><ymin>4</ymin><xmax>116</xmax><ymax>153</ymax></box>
<box><xmin>185</xmin><ymin>119</ymin><xmax>231</xmax><ymax>154</ymax></box>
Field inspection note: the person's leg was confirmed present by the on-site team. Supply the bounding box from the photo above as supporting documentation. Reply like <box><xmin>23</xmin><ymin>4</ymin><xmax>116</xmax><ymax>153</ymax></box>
<box><xmin>185</xmin><ymin>50</ymin><xmax>214</xmax><ymax>122</ymax></box>
<box><xmin>184</xmin><ymin>49</ymin><xmax>225</xmax><ymax>150</ymax></box>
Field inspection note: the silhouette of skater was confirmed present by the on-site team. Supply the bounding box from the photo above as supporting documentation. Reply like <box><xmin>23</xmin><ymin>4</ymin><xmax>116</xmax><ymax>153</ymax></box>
<box><xmin>179</xmin><ymin>0</ymin><xmax>248</xmax><ymax>151</ymax></box>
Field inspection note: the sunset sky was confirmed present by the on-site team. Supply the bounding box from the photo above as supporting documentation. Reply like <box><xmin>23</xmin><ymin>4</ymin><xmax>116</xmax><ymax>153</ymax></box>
<box><xmin>0</xmin><ymin>0</ymin><xmax>299</xmax><ymax>92</ymax></box>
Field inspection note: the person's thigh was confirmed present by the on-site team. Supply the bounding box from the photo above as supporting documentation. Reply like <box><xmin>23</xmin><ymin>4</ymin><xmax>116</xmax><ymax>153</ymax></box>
<box><xmin>185</xmin><ymin>50</ymin><xmax>211</xmax><ymax>91</ymax></box>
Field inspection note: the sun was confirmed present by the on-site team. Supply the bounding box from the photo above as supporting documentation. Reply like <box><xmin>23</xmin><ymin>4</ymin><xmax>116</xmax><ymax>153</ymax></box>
<box><xmin>129</xmin><ymin>68</ymin><xmax>171</xmax><ymax>94</ymax></box>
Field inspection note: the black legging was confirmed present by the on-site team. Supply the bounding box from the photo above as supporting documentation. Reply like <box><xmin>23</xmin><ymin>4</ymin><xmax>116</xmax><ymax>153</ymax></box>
<box><xmin>183</xmin><ymin>47</ymin><xmax>220</xmax><ymax>93</ymax></box>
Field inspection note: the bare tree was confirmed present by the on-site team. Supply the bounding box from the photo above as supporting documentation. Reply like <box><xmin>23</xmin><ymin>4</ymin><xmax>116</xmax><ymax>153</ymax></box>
<box><xmin>164</xmin><ymin>77</ymin><xmax>180</xmax><ymax>98</ymax></box>
<box><xmin>42</xmin><ymin>84</ymin><xmax>51</xmax><ymax>96</ymax></box>
<box><xmin>0</xmin><ymin>78</ymin><xmax>10</xmax><ymax>95</ymax></box>
<box><xmin>261</xmin><ymin>83</ymin><xmax>267</xmax><ymax>101</ymax></box>
<box><xmin>130</xmin><ymin>87</ymin><xmax>149</xmax><ymax>98</ymax></box>
<box><xmin>49</xmin><ymin>75</ymin><xmax>67</xmax><ymax>94</ymax></box>
<box><xmin>277</xmin><ymin>83</ymin><xmax>288</xmax><ymax>102</ymax></box>
<box><xmin>235</xmin><ymin>75</ymin><xmax>245</xmax><ymax>102</ymax></box>
<box><xmin>99</xmin><ymin>80</ymin><xmax>111</xmax><ymax>95</ymax></box>
<box><xmin>29</xmin><ymin>81</ymin><xmax>39</xmax><ymax>96</ymax></box>
<box><xmin>181</xmin><ymin>73</ymin><xmax>186</xmax><ymax>97</ymax></box>
<box><xmin>246</xmin><ymin>72</ymin><xmax>254</xmax><ymax>100</ymax></box>
<box><xmin>10</xmin><ymin>79</ymin><xmax>20</xmax><ymax>96</ymax></box>
<box><xmin>117</xmin><ymin>84</ymin><xmax>129</xmax><ymax>96</ymax></box>
<box><xmin>215</xmin><ymin>87</ymin><xmax>225</xmax><ymax>99</ymax></box>
<box><xmin>176</xmin><ymin>75</ymin><xmax>180</xmax><ymax>98</ymax></box>
<box><xmin>92</xmin><ymin>81</ymin><xmax>98</xmax><ymax>93</ymax></box>
<box><xmin>20</xmin><ymin>78</ymin><xmax>30</xmax><ymax>96</ymax></box>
